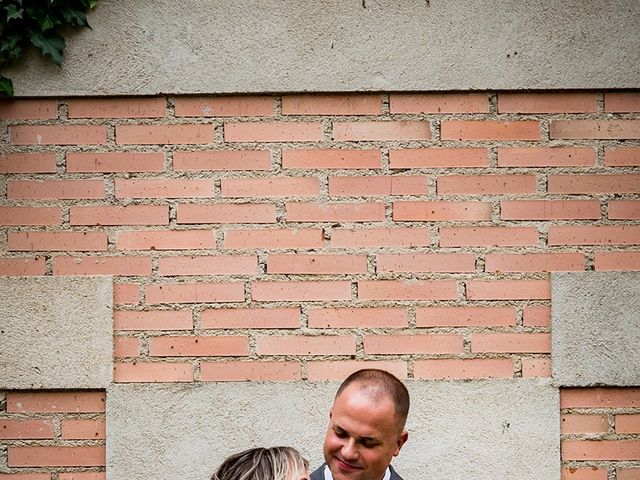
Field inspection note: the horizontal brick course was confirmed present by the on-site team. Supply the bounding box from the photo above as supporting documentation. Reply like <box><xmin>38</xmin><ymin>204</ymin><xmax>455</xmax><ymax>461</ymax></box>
<box><xmin>333</xmin><ymin>121</ymin><xmax>430</xmax><ymax>141</ymax></box>
<box><xmin>201</xmin><ymin>307</ymin><xmax>300</xmax><ymax>329</ymax></box>
<box><xmin>330</xmin><ymin>228</ymin><xmax>430</xmax><ymax>248</ymax></box>
<box><xmin>7</xmin><ymin>180</ymin><xmax>105</xmax><ymax>199</ymax></box>
<box><xmin>177</xmin><ymin>204</ymin><xmax>277</xmax><ymax>224</ymax></box>
<box><xmin>174</xmin><ymin>96</ymin><xmax>274</xmax><ymax>117</ymax></box>
<box><xmin>222</xmin><ymin>177</ymin><xmax>320</xmax><ymax>197</ymax></box>
<box><xmin>0</xmin><ymin>207</ymin><xmax>61</xmax><ymax>225</ymax></box>
<box><xmin>307</xmin><ymin>307</ymin><xmax>408</xmax><ymax>329</ymax></box>
<box><xmin>148</xmin><ymin>336</ymin><xmax>249</xmax><ymax>356</ymax></box>
<box><xmin>67</xmin><ymin>97</ymin><xmax>166</xmax><ymax>118</ymax></box>
<box><xmin>414</xmin><ymin>358</ymin><xmax>514</xmax><ymax>379</ymax></box>
<box><xmin>605</xmin><ymin>147</ymin><xmax>640</xmax><ymax>166</ymax></box>
<box><xmin>286</xmin><ymin>202</ymin><xmax>385</xmax><ymax>222</ymax></box>
<box><xmin>357</xmin><ymin>280</ymin><xmax>458</xmax><ymax>300</ymax></box>
<box><xmin>113</xmin><ymin>362</ymin><xmax>193</xmax><ymax>382</ymax></box>
<box><xmin>364</xmin><ymin>334</ymin><xmax>464</xmax><ymax>354</ymax></box>
<box><xmin>8</xmin><ymin>232</ymin><xmax>107</xmax><ymax>252</ymax></box>
<box><xmin>548</xmin><ymin>174</ymin><xmax>640</xmax><ymax>194</ymax></box>
<box><xmin>484</xmin><ymin>253</ymin><xmax>585</xmax><ymax>272</ymax></box>
<box><xmin>466</xmin><ymin>279</ymin><xmax>551</xmax><ymax>300</ymax></box>
<box><xmin>256</xmin><ymin>335</ymin><xmax>356</xmax><ymax>355</ymax></box>
<box><xmin>224</xmin><ymin>228</ymin><xmax>322</xmax><ymax>249</ymax></box>
<box><xmin>66</xmin><ymin>152</ymin><xmax>165</xmax><ymax>173</ymax></box>
<box><xmin>282</xmin><ymin>94</ymin><xmax>381</xmax><ymax>115</ymax></box>
<box><xmin>11</xmin><ymin>125</ymin><xmax>107</xmax><ymax>145</ymax></box>
<box><xmin>252</xmin><ymin>281</ymin><xmax>351</xmax><ymax>301</ymax></box>
<box><xmin>116</xmin><ymin>230</ymin><xmax>216</xmax><ymax>250</ymax></box>
<box><xmin>498</xmin><ymin>92</ymin><xmax>597</xmax><ymax>113</ymax></box>
<box><xmin>500</xmin><ymin>200</ymin><xmax>601</xmax><ymax>220</ymax></box>
<box><xmin>376</xmin><ymin>253</ymin><xmax>475</xmax><ymax>273</ymax></box>
<box><xmin>114</xmin><ymin>310</ymin><xmax>193</xmax><ymax>331</ymax></box>
<box><xmin>52</xmin><ymin>256</ymin><xmax>152</xmax><ymax>276</ymax></box>
<box><xmin>7</xmin><ymin>446</ymin><xmax>105</xmax><ymax>467</ymax></box>
<box><xmin>0</xmin><ymin>257</ymin><xmax>46</xmax><ymax>276</ymax></box>
<box><xmin>173</xmin><ymin>150</ymin><xmax>271</xmax><ymax>171</ymax></box>
<box><xmin>550</xmin><ymin>120</ymin><xmax>640</xmax><ymax>139</ymax></box>
<box><xmin>389</xmin><ymin>147</ymin><xmax>489</xmax><ymax>168</ymax></box>
<box><xmin>145</xmin><ymin>282</ymin><xmax>245</xmax><ymax>304</ymax></box>
<box><xmin>0</xmin><ymin>98</ymin><xmax>57</xmax><ymax>119</ymax></box>
<box><xmin>116</xmin><ymin>124</ymin><xmax>214</xmax><ymax>144</ymax></box>
<box><xmin>70</xmin><ymin>205</ymin><xmax>169</xmax><ymax>226</ymax></box>
<box><xmin>158</xmin><ymin>255</ymin><xmax>258</xmax><ymax>275</ymax></box>
<box><xmin>225</xmin><ymin>122</ymin><xmax>322</xmax><ymax>142</ymax></box>
<box><xmin>440</xmin><ymin>227</ymin><xmax>539</xmax><ymax>247</ymax></box>
<box><xmin>393</xmin><ymin>201</ymin><xmax>492</xmax><ymax>221</ymax></box>
<box><xmin>200</xmin><ymin>361</ymin><xmax>301</xmax><ymax>381</ymax></box>
<box><xmin>415</xmin><ymin>306</ymin><xmax>516</xmax><ymax>327</ymax></box>
<box><xmin>115</xmin><ymin>179</ymin><xmax>215</xmax><ymax>198</ymax></box>
<box><xmin>329</xmin><ymin>176</ymin><xmax>428</xmax><ymax>196</ymax></box>
<box><xmin>441</xmin><ymin>120</ymin><xmax>540</xmax><ymax>141</ymax></box>
<box><xmin>0</xmin><ymin>153</ymin><xmax>57</xmax><ymax>173</ymax></box>
<box><xmin>471</xmin><ymin>333</ymin><xmax>552</xmax><ymax>353</ymax></box>
<box><xmin>437</xmin><ymin>174</ymin><xmax>536</xmax><ymax>195</ymax></box>
<box><xmin>497</xmin><ymin>147</ymin><xmax>596</xmax><ymax>167</ymax></box>
<box><xmin>282</xmin><ymin>149</ymin><xmax>381</xmax><ymax>169</ymax></box>
<box><xmin>390</xmin><ymin>93</ymin><xmax>489</xmax><ymax>114</ymax></box>
<box><xmin>267</xmin><ymin>254</ymin><xmax>367</xmax><ymax>274</ymax></box>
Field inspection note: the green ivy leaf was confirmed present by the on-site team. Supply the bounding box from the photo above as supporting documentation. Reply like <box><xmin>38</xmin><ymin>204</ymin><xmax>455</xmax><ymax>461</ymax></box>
<box><xmin>62</xmin><ymin>8</ymin><xmax>87</xmax><ymax>27</ymax></box>
<box><xmin>30</xmin><ymin>31</ymin><xmax>65</xmax><ymax>66</ymax></box>
<box><xmin>41</xmin><ymin>13</ymin><xmax>58</xmax><ymax>30</ymax></box>
<box><xmin>0</xmin><ymin>76</ymin><xmax>14</xmax><ymax>97</ymax></box>
<box><xmin>5</xmin><ymin>4</ymin><xmax>24</xmax><ymax>21</ymax></box>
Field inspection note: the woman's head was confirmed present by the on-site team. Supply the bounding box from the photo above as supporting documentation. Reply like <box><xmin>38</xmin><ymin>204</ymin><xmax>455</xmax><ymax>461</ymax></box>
<box><xmin>211</xmin><ymin>446</ymin><xmax>309</xmax><ymax>480</ymax></box>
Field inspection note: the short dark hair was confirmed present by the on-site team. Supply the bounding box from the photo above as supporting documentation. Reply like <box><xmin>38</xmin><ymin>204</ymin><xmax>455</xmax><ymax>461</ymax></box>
<box><xmin>335</xmin><ymin>369</ymin><xmax>410</xmax><ymax>429</ymax></box>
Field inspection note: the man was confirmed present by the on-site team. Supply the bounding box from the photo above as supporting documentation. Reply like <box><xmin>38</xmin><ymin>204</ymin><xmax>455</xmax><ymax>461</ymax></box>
<box><xmin>310</xmin><ymin>369</ymin><xmax>410</xmax><ymax>480</ymax></box>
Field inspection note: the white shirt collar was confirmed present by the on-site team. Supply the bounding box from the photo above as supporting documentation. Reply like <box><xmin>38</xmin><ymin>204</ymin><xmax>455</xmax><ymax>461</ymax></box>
<box><xmin>323</xmin><ymin>464</ymin><xmax>391</xmax><ymax>480</ymax></box>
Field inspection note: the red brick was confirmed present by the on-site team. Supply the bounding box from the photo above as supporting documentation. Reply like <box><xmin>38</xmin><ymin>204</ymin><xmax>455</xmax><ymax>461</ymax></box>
<box><xmin>437</xmin><ymin>174</ymin><xmax>536</xmax><ymax>194</ymax></box>
<box><xmin>267</xmin><ymin>254</ymin><xmax>367</xmax><ymax>274</ymax></box>
<box><xmin>0</xmin><ymin>474</ymin><xmax>51</xmax><ymax>480</ymax></box>
<box><xmin>201</xmin><ymin>361</ymin><xmax>301</xmax><ymax>381</ymax></box>
<box><xmin>308</xmin><ymin>361</ymin><xmax>407</xmax><ymax>381</ymax></box>
<box><xmin>617</xmin><ymin>469</ymin><xmax>640</xmax><ymax>480</ymax></box>
<box><xmin>174</xmin><ymin>96</ymin><xmax>274</xmax><ymax>117</ymax></box>
<box><xmin>7</xmin><ymin>180</ymin><xmax>105</xmax><ymax>199</ymax></box>
<box><xmin>66</xmin><ymin>152</ymin><xmax>165</xmax><ymax>172</ymax></box>
<box><xmin>177</xmin><ymin>204</ymin><xmax>277</xmax><ymax>224</ymax></box>
<box><xmin>0</xmin><ymin>207</ymin><xmax>61</xmax><ymax>225</ymax></box>
<box><xmin>285</xmin><ymin>202</ymin><xmax>385</xmax><ymax>222</ymax></box>
<box><xmin>560</xmin><ymin>388</ymin><xmax>640</xmax><ymax>408</ymax></box>
<box><xmin>467</xmin><ymin>280</ymin><xmax>550</xmax><ymax>300</ymax></box>
<box><xmin>329</xmin><ymin>176</ymin><xmax>427</xmax><ymax>196</ymax></box>
<box><xmin>252</xmin><ymin>281</ymin><xmax>351</xmax><ymax>301</ymax></box>
<box><xmin>307</xmin><ymin>307</ymin><xmax>408</xmax><ymax>329</ymax></box>
<box><xmin>145</xmin><ymin>282</ymin><xmax>245</xmax><ymax>304</ymax></box>
<box><xmin>393</xmin><ymin>201</ymin><xmax>492</xmax><ymax>221</ymax></box>
<box><xmin>116</xmin><ymin>124</ymin><xmax>214</xmax><ymax>144</ymax></box>
<box><xmin>116</xmin><ymin>230</ymin><xmax>215</xmax><ymax>250</ymax></box>
<box><xmin>70</xmin><ymin>205</ymin><xmax>169</xmax><ymax>225</ymax></box>
<box><xmin>0</xmin><ymin>153</ymin><xmax>57</xmax><ymax>173</ymax></box>
<box><xmin>498</xmin><ymin>92</ymin><xmax>597</xmax><ymax>113</ymax></box>
<box><xmin>0</xmin><ymin>257</ymin><xmax>46</xmax><ymax>276</ymax></box>
<box><xmin>148</xmin><ymin>336</ymin><xmax>248</xmax><ymax>356</ymax></box>
<box><xmin>282</xmin><ymin>149</ymin><xmax>382</xmax><ymax>169</ymax></box>
<box><xmin>52</xmin><ymin>256</ymin><xmax>152</xmax><ymax>276</ymax></box>
<box><xmin>523</xmin><ymin>306</ymin><xmax>551</xmax><ymax>327</ymax></box>
<box><xmin>562</xmin><ymin>440</ymin><xmax>640</xmax><ymax>460</ymax></box>
<box><xmin>8</xmin><ymin>446</ymin><xmax>105</xmax><ymax>467</ymax></box>
<box><xmin>61</xmin><ymin>419</ymin><xmax>106</xmax><ymax>439</ymax></box>
<box><xmin>173</xmin><ymin>150</ymin><xmax>271</xmax><ymax>171</ymax></box>
<box><xmin>222</xmin><ymin>177</ymin><xmax>320</xmax><ymax>197</ymax></box>
<box><xmin>333</xmin><ymin>121</ymin><xmax>430</xmax><ymax>141</ymax></box>
<box><xmin>609</xmin><ymin>200</ymin><xmax>640</xmax><ymax>219</ymax></box>
<box><xmin>485</xmin><ymin>253</ymin><xmax>585</xmax><ymax>272</ymax></box>
<box><xmin>548</xmin><ymin>174</ymin><xmax>640</xmax><ymax>194</ymax></box>
<box><xmin>202</xmin><ymin>307</ymin><xmax>300</xmax><ymax>329</ymax></box>
<box><xmin>8</xmin><ymin>232</ymin><xmax>107</xmax><ymax>252</ymax></box>
<box><xmin>256</xmin><ymin>335</ymin><xmax>356</xmax><ymax>355</ymax></box>
<box><xmin>0</xmin><ymin>98</ymin><xmax>57</xmax><ymax>119</ymax></box>
<box><xmin>548</xmin><ymin>226</ymin><xmax>640</xmax><ymax>245</ymax></box>
<box><xmin>376</xmin><ymin>253</ymin><xmax>475</xmax><ymax>273</ymax></box>
<box><xmin>416</xmin><ymin>306</ymin><xmax>516</xmax><ymax>327</ymax></box>
<box><xmin>471</xmin><ymin>333</ymin><xmax>551</xmax><ymax>353</ymax></box>
<box><xmin>498</xmin><ymin>147</ymin><xmax>596</xmax><ymax>167</ymax></box>
<box><xmin>7</xmin><ymin>392</ymin><xmax>105</xmax><ymax>413</ymax></box>
<box><xmin>522</xmin><ymin>357</ymin><xmax>552</xmax><ymax>377</ymax></box>
<box><xmin>595</xmin><ymin>252</ymin><xmax>640</xmax><ymax>271</ymax></box>
<box><xmin>113</xmin><ymin>362</ymin><xmax>193</xmax><ymax>382</ymax></box>
<box><xmin>68</xmin><ymin>97</ymin><xmax>165</xmax><ymax>118</ymax></box>
<box><xmin>414</xmin><ymin>359</ymin><xmax>514</xmax><ymax>379</ymax></box>
<box><xmin>11</xmin><ymin>125</ymin><xmax>107</xmax><ymax>145</ymax></box>
<box><xmin>561</xmin><ymin>468</ymin><xmax>607</xmax><ymax>480</ymax></box>
<box><xmin>115</xmin><ymin>178</ymin><xmax>214</xmax><ymax>198</ymax></box>
<box><xmin>114</xmin><ymin>336</ymin><xmax>141</xmax><ymax>358</ymax></box>
<box><xmin>390</xmin><ymin>93</ymin><xmax>489</xmax><ymax>113</ymax></box>
<box><xmin>605</xmin><ymin>147</ymin><xmax>640</xmax><ymax>166</ymax></box>
<box><xmin>114</xmin><ymin>310</ymin><xmax>193</xmax><ymax>331</ymax></box>
<box><xmin>441</xmin><ymin>120</ymin><xmax>540</xmax><ymax>141</ymax></box>
<box><xmin>0</xmin><ymin>419</ymin><xmax>55</xmax><ymax>439</ymax></box>
<box><xmin>158</xmin><ymin>255</ymin><xmax>258</xmax><ymax>275</ymax></box>
<box><xmin>605</xmin><ymin>92</ymin><xmax>640</xmax><ymax>112</ymax></box>
<box><xmin>113</xmin><ymin>283</ymin><xmax>140</xmax><ymax>305</ymax></box>
<box><xmin>59</xmin><ymin>474</ymin><xmax>105</xmax><ymax>480</ymax></box>
<box><xmin>357</xmin><ymin>280</ymin><xmax>458</xmax><ymax>300</ymax></box>
<box><xmin>225</xmin><ymin>122</ymin><xmax>322</xmax><ymax>142</ymax></box>
<box><xmin>389</xmin><ymin>148</ymin><xmax>489</xmax><ymax>168</ymax></box>
<box><xmin>550</xmin><ymin>120</ymin><xmax>640</xmax><ymax>139</ymax></box>
<box><xmin>282</xmin><ymin>94</ymin><xmax>381</xmax><ymax>115</ymax></box>
<box><xmin>331</xmin><ymin>228</ymin><xmax>430</xmax><ymax>248</ymax></box>
<box><xmin>500</xmin><ymin>200</ymin><xmax>601</xmax><ymax>220</ymax></box>
<box><xmin>224</xmin><ymin>228</ymin><xmax>322</xmax><ymax>249</ymax></box>
<box><xmin>616</xmin><ymin>414</ymin><xmax>640</xmax><ymax>434</ymax></box>
<box><xmin>560</xmin><ymin>414</ymin><xmax>610</xmax><ymax>434</ymax></box>
<box><xmin>439</xmin><ymin>227</ymin><xmax>539</xmax><ymax>247</ymax></box>
<box><xmin>364</xmin><ymin>334</ymin><xmax>463</xmax><ymax>354</ymax></box>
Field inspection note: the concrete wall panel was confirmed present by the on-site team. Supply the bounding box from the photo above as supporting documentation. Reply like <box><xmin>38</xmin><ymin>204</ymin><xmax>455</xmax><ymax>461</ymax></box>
<box><xmin>5</xmin><ymin>0</ymin><xmax>640</xmax><ymax>96</ymax></box>
<box><xmin>552</xmin><ymin>272</ymin><xmax>640</xmax><ymax>387</ymax></box>
<box><xmin>106</xmin><ymin>379</ymin><xmax>559</xmax><ymax>480</ymax></box>
<box><xmin>0</xmin><ymin>276</ymin><xmax>113</xmax><ymax>389</ymax></box>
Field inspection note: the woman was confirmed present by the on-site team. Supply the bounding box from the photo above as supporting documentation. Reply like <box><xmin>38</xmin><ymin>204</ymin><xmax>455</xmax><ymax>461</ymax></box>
<box><xmin>211</xmin><ymin>446</ymin><xmax>309</xmax><ymax>480</ymax></box>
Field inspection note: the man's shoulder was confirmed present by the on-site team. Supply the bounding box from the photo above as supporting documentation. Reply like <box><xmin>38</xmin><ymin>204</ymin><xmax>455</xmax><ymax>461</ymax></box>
<box><xmin>389</xmin><ymin>465</ymin><xmax>404</xmax><ymax>480</ymax></box>
<box><xmin>310</xmin><ymin>464</ymin><xmax>325</xmax><ymax>480</ymax></box>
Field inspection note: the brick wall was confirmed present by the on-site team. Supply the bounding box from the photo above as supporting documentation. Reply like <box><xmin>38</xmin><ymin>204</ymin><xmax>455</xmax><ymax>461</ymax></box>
<box><xmin>1</xmin><ymin>91</ymin><xmax>639</xmax><ymax>478</ymax></box>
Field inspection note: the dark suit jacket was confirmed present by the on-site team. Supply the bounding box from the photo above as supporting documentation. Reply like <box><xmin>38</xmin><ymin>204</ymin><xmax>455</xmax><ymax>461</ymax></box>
<box><xmin>310</xmin><ymin>463</ymin><xmax>404</xmax><ymax>480</ymax></box>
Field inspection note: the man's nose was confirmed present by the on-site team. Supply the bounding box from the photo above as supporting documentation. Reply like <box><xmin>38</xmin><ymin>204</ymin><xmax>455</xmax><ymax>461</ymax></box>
<box><xmin>341</xmin><ymin>439</ymin><xmax>358</xmax><ymax>460</ymax></box>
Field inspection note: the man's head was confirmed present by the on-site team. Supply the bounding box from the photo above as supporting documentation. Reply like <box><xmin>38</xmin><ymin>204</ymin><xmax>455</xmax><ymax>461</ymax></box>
<box><xmin>322</xmin><ymin>369</ymin><xmax>410</xmax><ymax>480</ymax></box>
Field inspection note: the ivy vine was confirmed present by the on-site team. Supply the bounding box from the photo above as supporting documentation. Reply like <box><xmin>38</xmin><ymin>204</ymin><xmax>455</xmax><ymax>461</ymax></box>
<box><xmin>1</xmin><ymin>0</ymin><xmax>98</xmax><ymax>96</ymax></box>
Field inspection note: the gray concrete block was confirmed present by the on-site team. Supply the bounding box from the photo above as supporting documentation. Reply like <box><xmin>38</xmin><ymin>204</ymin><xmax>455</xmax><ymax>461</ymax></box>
<box><xmin>107</xmin><ymin>379</ymin><xmax>559</xmax><ymax>480</ymax></box>
<box><xmin>5</xmin><ymin>0</ymin><xmax>640</xmax><ymax>96</ymax></box>
<box><xmin>0</xmin><ymin>276</ymin><xmax>113</xmax><ymax>389</ymax></box>
<box><xmin>552</xmin><ymin>272</ymin><xmax>640</xmax><ymax>387</ymax></box>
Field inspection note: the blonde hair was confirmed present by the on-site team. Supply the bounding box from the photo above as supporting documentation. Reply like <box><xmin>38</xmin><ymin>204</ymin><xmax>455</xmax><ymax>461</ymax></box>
<box><xmin>211</xmin><ymin>446</ymin><xmax>308</xmax><ymax>480</ymax></box>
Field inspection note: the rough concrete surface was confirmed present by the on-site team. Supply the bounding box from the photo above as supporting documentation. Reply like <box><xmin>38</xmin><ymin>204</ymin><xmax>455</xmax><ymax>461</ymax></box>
<box><xmin>552</xmin><ymin>272</ymin><xmax>640</xmax><ymax>387</ymax></box>
<box><xmin>0</xmin><ymin>276</ymin><xmax>112</xmax><ymax>389</ymax></box>
<box><xmin>5</xmin><ymin>0</ymin><xmax>640</xmax><ymax>96</ymax></box>
<box><xmin>107</xmin><ymin>379</ymin><xmax>559</xmax><ymax>480</ymax></box>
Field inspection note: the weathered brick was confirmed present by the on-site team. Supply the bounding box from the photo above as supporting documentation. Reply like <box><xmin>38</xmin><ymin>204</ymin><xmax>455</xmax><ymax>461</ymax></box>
<box><xmin>376</xmin><ymin>253</ymin><xmax>475</xmax><ymax>273</ymax></box>
<box><xmin>550</xmin><ymin>120</ymin><xmax>640</xmax><ymax>139</ymax></box>
<box><xmin>498</xmin><ymin>92</ymin><xmax>597</xmax><ymax>113</ymax></box>
<box><xmin>115</xmin><ymin>179</ymin><xmax>214</xmax><ymax>198</ymax></box>
<box><xmin>114</xmin><ymin>336</ymin><xmax>141</xmax><ymax>358</ymax></box>
<box><xmin>605</xmin><ymin>147</ymin><xmax>640</xmax><ymax>166</ymax></box>
<box><xmin>113</xmin><ymin>362</ymin><xmax>193</xmax><ymax>382</ymax></box>
<box><xmin>113</xmin><ymin>283</ymin><xmax>140</xmax><ymax>305</ymax></box>
<box><xmin>616</xmin><ymin>415</ymin><xmax>640</xmax><ymax>434</ymax></box>
<box><xmin>307</xmin><ymin>307</ymin><xmax>408</xmax><ymax>328</ymax></box>
<box><xmin>177</xmin><ymin>204</ymin><xmax>277</xmax><ymax>224</ymax></box>
<box><xmin>201</xmin><ymin>307</ymin><xmax>300</xmax><ymax>329</ymax></box>
<box><xmin>500</xmin><ymin>200</ymin><xmax>601</xmax><ymax>220</ymax></box>
<box><xmin>70</xmin><ymin>205</ymin><xmax>169</xmax><ymax>226</ymax></box>
<box><xmin>0</xmin><ymin>419</ymin><xmax>55</xmax><ymax>439</ymax></box>
<box><xmin>437</xmin><ymin>174</ymin><xmax>536</xmax><ymax>194</ymax></box>
<box><xmin>52</xmin><ymin>256</ymin><xmax>152</xmax><ymax>276</ymax></box>
<box><xmin>357</xmin><ymin>280</ymin><xmax>458</xmax><ymax>300</ymax></box>
<box><xmin>548</xmin><ymin>174</ymin><xmax>640</xmax><ymax>194</ymax></box>
<box><xmin>390</xmin><ymin>93</ymin><xmax>488</xmax><ymax>113</ymax></box>
<box><xmin>256</xmin><ymin>335</ymin><xmax>356</xmax><ymax>355</ymax></box>
<box><xmin>364</xmin><ymin>334</ymin><xmax>463</xmax><ymax>354</ymax></box>
<box><xmin>439</xmin><ymin>227</ymin><xmax>539</xmax><ymax>247</ymax></box>
<box><xmin>0</xmin><ymin>153</ymin><xmax>57</xmax><ymax>173</ymax></box>
<box><xmin>0</xmin><ymin>207</ymin><xmax>61</xmax><ymax>225</ymax></box>
<box><xmin>485</xmin><ymin>253</ymin><xmax>585</xmax><ymax>272</ymax></box>
<box><xmin>416</xmin><ymin>306</ymin><xmax>516</xmax><ymax>327</ymax></box>
<box><xmin>561</xmin><ymin>414</ymin><xmax>610</xmax><ymax>434</ymax></box>
<box><xmin>471</xmin><ymin>333</ymin><xmax>551</xmax><ymax>353</ymax></box>
<box><xmin>116</xmin><ymin>124</ymin><xmax>214</xmax><ymax>144</ymax></box>
<box><xmin>329</xmin><ymin>176</ymin><xmax>427</xmax><ymax>196</ymax></box>
<box><xmin>441</xmin><ymin>120</ymin><xmax>540</xmax><ymax>141</ymax></box>
<box><xmin>561</xmin><ymin>468</ymin><xmax>607</xmax><ymax>480</ymax></box>
<box><xmin>174</xmin><ymin>96</ymin><xmax>274</xmax><ymax>117</ymax></box>
<box><xmin>173</xmin><ymin>150</ymin><xmax>271</xmax><ymax>171</ymax></box>
<box><xmin>66</xmin><ymin>152</ymin><xmax>165</xmax><ymax>172</ymax></box>
<box><xmin>145</xmin><ymin>282</ymin><xmax>245</xmax><ymax>304</ymax></box>
<box><xmin>0</xmin><ymin>98</ymin><xmax>57</xmax><ymax>119</ymax></box>
<box><xmin>201</xmin><ymin>361</ymin><xmax>301</xmax><ymax>381</ymax></box>
<box><xmin>594</xmin><ymin>251</ymin><xmax>640</xmax><ymax>271</ymax></box>
<box><xmin>158</xmin><ymin>255</ymin><xmax>258</xmax><ymax>275</ymax></box>
<box><xmin>522</xmin><ymin>357</ymin><xmax>552</xmax><ymax>377</ymax></box>
<box><xmin>331</xmin><ymin>228</ymin><xmax>430</xmax><ymax>248</ymax></box>
<box><xmin>282</xmin><ymin>149</ymin><xmax>382</xmax><ymax>169</ymax></box>
<box><xmin>497</xmin><ymin>147</ymin><xmax>596</xmax><ymax>167</ymax></box>
<box><xmin>466</xmin><ymin>279</ymin><xmax>551</xmax><ymax>300</ymax></box>
<box><xmin>0</xmin><ymin>257</ymin><xmax>46</xmax><ymax>276</ymax></box>
<box><xmin>61</xmin><ymin>419</ymin><xmax>106</xmax><ymax>439</ymax></box>
<box><xmin>148</xmin><ymin>336</ymin><xmax>249</xmax><ymax>356</ymax></box>
<box><xmin>114</xmin><ymin>310</ymin><xmax>193</xmax><ymax>331</ymax></box>
<box><xmin>225</xmin><ymin>122</ymin><xmax>322</xmax><ymax>142</ymax></box>
<box><xmin>414</xmin><ymin>359</ymin><xmax>514</xmax><ymax>379</ymax></box>
<box><xmin>609</xmin><ymin>200</ymin><xmax>640</xmax><ymax>219</ymax></box>
<box><xmin>393</xmin><ymin>201</ymin><xmax>492</xmax><ymax>221</ymax></box>
<box><xmin>7</xmin><ymin>180</ymin><xmax>105</xmax><ymax>199</ymax></box>
<box><xmin>67</xmin><ymin>97</ymin><xmax>166</xmax><ymax>118</ymax></box>
<box><xmin>267</xmin><ymin>254</ymin><xmax>367</xmax><ymax>274</ymax></box>
<box><xmin>617</xmin><ymin>468</ymin><xmax>640</xmax><ymax>480</ymax></box>
<box><xmin>7</xmin><ymin>446</ymin><xmax>105</xmax><ymax>467</ymax></box>
<box><xmin>252</xmin><ymin>281</ymin><xmax>351</xmax><ymax>301</ymax></box>
<box><xmin>224</xmin><ymin>228</ymin><xmax>323</xmax><ymax>249</ymax></box>
<box><xmin>308</xmin><ymin>361</ymin><xmax>407</xmax><ymax>381</ymax></box>
<box><xmin>11</xmin><ymin>125</ymin><xmax>107</xmax><ymax>145</ymax></box>
<box><xmin>605</xmin><ymin>92</ymin><xmax>640</xmax><ymax>112</ymax></box>
<box><xmin>116</xmin><ymin>230</ymin><xmax>216</xmax><ymax>250</ymax></box>
<box><xmin>222</xmin><ymin>177</ymin><xmax>320</xmax><ymax>197</ymax></box>
<box><xmin>286</xmin><ymin>202</ymin><xmax>385</xmax><ymax>222</ymax></box>
<box><xmin>389</xmin><ymin>147</ymin><xmax>489</xmax><ymax>168</ymax></box>
<box><xmin>8</xmin><ymin>232</ymin><xmax>107</xmax><ymax>252</ymax></box>
<box><xmin>333</xmin><ymin>121</ymin><xmax>430</xmax><ymax>141</ymax></box>
<box><xmin>282</xmin><ymin>94</ymin><xmax>381</xmax><ymax>115</ymax></box>
<box><xmin>562</xmin><ymin>440</ymin><xmax>640</xmax><ymax>460</ymax></box>
<box><xmin>523</xmin><ymin>306</ymin><xmax>551</xmax><ymax>327</ymax></box>
<box><xmin>548</xmin><ymin>226</ymin><xmax>640</xmax><ymax>245</ymax></box>
<box><xmin>560</xmin><ymin>388</ymin><xmax>640</xmax><ymax>408</ymax></box>
<box><xmin>6</xmin><ymin>392</ymin><xmax>105</xmax><ymax>413</ymax></box>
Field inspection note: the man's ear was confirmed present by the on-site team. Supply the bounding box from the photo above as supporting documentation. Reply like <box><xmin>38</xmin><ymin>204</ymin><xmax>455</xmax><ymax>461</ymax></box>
<box><xmin>393</xmin><ymin>430</ymin><xmax>409</xmax><ymax>457</ymax></box>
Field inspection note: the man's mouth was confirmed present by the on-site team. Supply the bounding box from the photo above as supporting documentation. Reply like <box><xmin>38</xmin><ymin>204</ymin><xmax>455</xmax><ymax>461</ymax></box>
<box><xmin>334</xmin><ymin>457</ymin><xmax>362</xmax><ymax>472</ymax></box>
